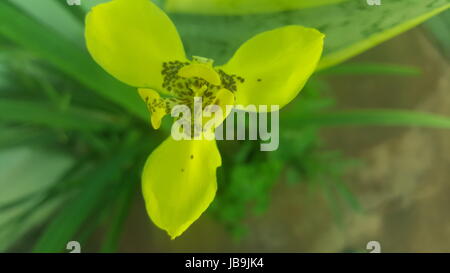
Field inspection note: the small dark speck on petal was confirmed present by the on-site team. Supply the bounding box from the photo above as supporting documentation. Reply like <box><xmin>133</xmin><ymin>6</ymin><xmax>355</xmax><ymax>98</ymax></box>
<box><xmin>181</xmin><ymin>168</ymin><xmax>184</xmax><ymax>172</ymax></box>
<box><xmin>257</xmin><ymin>78</ymin><xmax>262</xmax><ymax>82</ymax></box>
<box><xmin>190</xmin><ymin>155</ymin><xmax>194</xmax><ymax>159</ymax></box>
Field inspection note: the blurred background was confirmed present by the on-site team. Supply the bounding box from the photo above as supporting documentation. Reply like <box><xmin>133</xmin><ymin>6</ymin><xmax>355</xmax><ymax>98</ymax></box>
<box><xmin>0</xmin><ymin>0</ymin><xmax>449</xmax><ymax>252</ymax></box>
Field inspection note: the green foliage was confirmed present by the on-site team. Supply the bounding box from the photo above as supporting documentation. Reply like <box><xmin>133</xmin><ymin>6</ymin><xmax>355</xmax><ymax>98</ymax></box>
<box><xmin>33</xmin><ymin>132</ymin><xmax>143</xmax><ymax>252</ymax></box>
<box><xmin>211</xmin><ymin>141</ymin><xmax>283</xmax><ymax>238</ymax></box>
<box><xmin>425</xmin><ymin>10</ymin><xmax>450</xmax><ymax>59</ymax></box>
<box><xmin>0</xmin><ymin>0</ymin><xmax>448</xmax><ymax>252</ymax></box>
<box><xmin>170</xmin><ymin>0</ymin><xmax>450</xmax><ymax>68</ymax></box>
<box><xmin>0</xmin><ymin>1</ymin><xmax>147</xmax><ymax>120</ymax></box>
<box><xmin>318</xmin><ymin>63</ymin><xmax>421</xmax><ymax>76</ymax></box>
<box><xmin>0</xmin><ymin>146</ymin><xmax>74</xmax><ymax>251</ymax></box>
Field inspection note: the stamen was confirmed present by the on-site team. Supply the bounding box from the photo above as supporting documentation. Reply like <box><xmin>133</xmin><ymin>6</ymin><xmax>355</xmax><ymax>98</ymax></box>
<box><xmin>156</xmin><ymin>57</ymin><xmax>244</xmax><ymax>135</ymax></box>
<box><xmin>160</xmin><ymin>59</ymin><xmax>244</xmax><ymax>97</ymax></box>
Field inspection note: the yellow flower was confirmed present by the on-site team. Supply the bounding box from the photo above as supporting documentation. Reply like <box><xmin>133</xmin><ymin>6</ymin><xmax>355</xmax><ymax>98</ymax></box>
<box><xmin>85</xmin><ymin>0</ymin><xmax>324</xmax><ymax>239</ymax></box>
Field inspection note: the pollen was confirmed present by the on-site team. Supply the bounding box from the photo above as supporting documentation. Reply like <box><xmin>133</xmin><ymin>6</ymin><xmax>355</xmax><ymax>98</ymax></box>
<box><xmin>157</xmin><ymin>58</ymin><xmax>242</xmax><ymax>136</ymax></box>
<box><xmin>161</xmin><ymin>59</ymin><xmax>244</xmax><ymax>98</ymax></box>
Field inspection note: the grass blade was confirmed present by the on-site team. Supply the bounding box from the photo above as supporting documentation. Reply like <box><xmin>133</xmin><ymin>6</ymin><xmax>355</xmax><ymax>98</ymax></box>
<box><xmin>284</xmin><ymin>109</ymin><xmax>450</xmax><ymax>129</ymax></box>
<box><xmin>318</xmin><ymin>63</ymin><xmax>421</xmax><ymax>76</ymax></box>
<box><xmin>9</xmin><ymin>0</ymin><xmax>84</xmax><ymax>46</ymax></box>
<box><xmin>100</xmin><ymin>176</ymin><xmax>138</xmax><ymax>253</ymax></box>
<box><xmin>0</xmin><ymin>99</ymin><xmax>125</xmax><ymax>131</ymax></box>
<box><xmin>33</xmin><ymin>142</ymin><xmax>141</xmax><ymax>253</ymax></box>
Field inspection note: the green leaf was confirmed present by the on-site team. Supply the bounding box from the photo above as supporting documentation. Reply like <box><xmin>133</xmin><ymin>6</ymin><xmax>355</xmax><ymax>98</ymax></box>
<box><xmin>318</xmin><ymin>63</ymin><xmax>421</xmax><ymax>76</ymax></box>
<box><xmin>0</xmin><ymin>196</ymin><xmax>64</xmax><ymax>252</ymax></box>
<box><xmin>316</xmin><ymin>0</ymin><xmax>450</xmax><ymax>69</ymax></box>
<box><xmin>164</xmin><ymin>0</ymin><xmax>346</xmax><ymax>15</ymax></box>
<box><xmin>8</xmin><ymin>0</ymin><xmax>84</xmax><ymax>46</ymax></box>
<box><xmin>0</xmin><ymin>146</ymin><xmax>74</xmax><ymax>251</ymax></box>
<box><xmin>210</xmin><ymin>154</ymin><xmax>283</xmax><ymax>238</ymax></box>
<box><xmin>0</xmin><ymin>99</ymin><xmax>125</xmax><ymax>131</ymax></box>
<box><xmin>424</xmin><ymin>10</ymin><xmax>450</xmax><ymax>58</ymax></box>
<box><xmin>0</xmin><ymin>126</ymin><xmax>50</xmax><ymax>149</ymax></box>
<box><xmin>100</xmin><ymin>176</ymin><xmax>137</xmax><ymax>253</ymax></box>
<box><xmin>79</xmin><ymin>0</ymin><xmax>110</xmax><ymax>12</ymax></box>
<box><xmin>0</xmin><ymin>2</ymin><xmax>147</xmax><ymax>120</ymax></box>
<box><xmin>283</xmin><ymin>109</ymin><xmax>450</xmax><ymax>129</ymax></box>
<box><xmin>33</xmin><ymin>142</ymin><xmax>141</xmax><ymax>253</ymax></box>
<box><xmin>171</xmin><ymin>0</ymin><xmax>450</xmax><ymax>68</ymax></box>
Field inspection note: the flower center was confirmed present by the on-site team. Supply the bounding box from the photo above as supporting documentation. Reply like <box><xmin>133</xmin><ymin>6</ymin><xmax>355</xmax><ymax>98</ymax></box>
<box><xmin>162</xmin><ymin>56</ymin><xmax>243</xmax><ymax>99</ymax></box>
<box><xmin>140</xmin><ymin>56</ymin><xmax>244</xmax><ymax>131</ymax></box>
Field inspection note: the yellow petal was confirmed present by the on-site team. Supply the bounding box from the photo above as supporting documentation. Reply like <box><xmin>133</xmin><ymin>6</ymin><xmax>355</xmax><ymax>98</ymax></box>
<box><xmin>138</xmin><ymin>88</ymin><xmax>168</xmax><ymax>129</ymax></box>
<box><xmin>178</xmin><ymin>63</ymin><xmax>222</xmax><ymax>86</ymax></box>
<box><xmin>200</xmin><ymin>88</ymin><xmax>235</xmax><ymax>140</ymax></box>
<box><xmin>85</xmin><ymin>0</ymin><xmax>186</xmax><ymax>90</ymax></box>
<box><xmin>213</xmin><ymin>88</ymin><xmax>235</xmax><ymax>117</ymax></box>
<box><xmin>142</xmin><ymin>137</ymin><xmax>221</xmax><ymax>239</ymax></box>
<box><xmin>218</xmin><ymin>25</ymin><xmax>324</xmax><ymax>110</ymax></box>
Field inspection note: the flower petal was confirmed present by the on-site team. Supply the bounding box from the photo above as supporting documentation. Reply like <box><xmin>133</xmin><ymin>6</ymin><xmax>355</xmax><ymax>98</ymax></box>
<box><xmin>218</xmin><ymin>26</ymin><xmax>324</xmax><ymax>110</ymax></box>
<box><xmin>85</xmin><ymin>0</ymin><xmax>186</xmax><ymax>90</ymax></box>
<box><xmin>138</xmin><ymin>88</ymin><xmax>168</xmax><ymax>129</ymax></box>
<box><xmin>142</xmin><ymin>137</ymin><xmax>221</xmax><ymax>239</ymax></box>
<box><xmin>178</xmin><ymin>63</ymin><xmax>222</xmax><ymax>86</ymax></box>
<box><xmin>201</xmin><ymin>88</ymin><xmax>235</xmax><ymax>136</ymax></box>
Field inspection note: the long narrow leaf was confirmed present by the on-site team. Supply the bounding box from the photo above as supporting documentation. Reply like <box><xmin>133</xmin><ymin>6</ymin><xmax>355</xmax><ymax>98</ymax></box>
<box><xmin>33</xmin><ymin>142</ymin><xmax>141</xmax><ymax>253</ymax></box>
<box><xmin>100</xmin><ymin>176</ymin><xmax>137</xmax><ymax>253</ymax></box>
<box><xmin>9</xmin><ymin>0</ymin><xmax>84</xmax><ymax>46</ymax></box>
<box><xmin>0</xmin><ymin>99</ymin><xmax>124</xmax><ymax>131</ymax></box>
<box><xmin>318</xmin><ymin>63</ymin><xmax>421</xmax><ymax>76</ymax></box>
<box><xmin>165</xmin><ymin>0</ymin><xmax>346</xmax><ymax>15</ymax></box>
<box><xmin>284</xmin><ymin>109</ymin><xmax>450</xmax><ymax>128</ymax></box>
<box><xmin>172</xmin><ymin>0</ymin><xmax>450</xmax><ymax>67</ymax></box>
<box><xmin>0</xmin><ymin>146</ymin><xmax>74</xmax><ymax>251</ymax></box>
